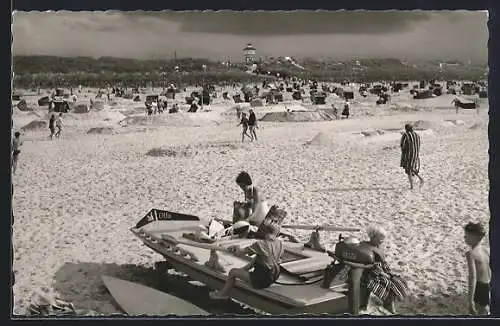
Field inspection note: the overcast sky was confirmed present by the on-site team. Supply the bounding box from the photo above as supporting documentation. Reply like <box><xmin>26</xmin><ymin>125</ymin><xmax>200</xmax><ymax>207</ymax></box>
<box><xmin>12</xmin><ymin>10</ymin><xmax>488</xmax><ymax>63</ymax></box>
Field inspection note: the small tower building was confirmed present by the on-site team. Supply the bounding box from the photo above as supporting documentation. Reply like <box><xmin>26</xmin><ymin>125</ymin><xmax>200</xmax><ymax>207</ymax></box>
<box><xmin>243</xmin><ymin>43</ymin><xmax>256</xmax><ymax>65</ymax></box>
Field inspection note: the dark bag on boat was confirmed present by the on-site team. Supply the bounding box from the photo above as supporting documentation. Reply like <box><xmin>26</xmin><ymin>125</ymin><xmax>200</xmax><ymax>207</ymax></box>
<box><xmin>334</xmin><ymin>242</ymin><xmax>375</xmax><ymax>265</ymax></box>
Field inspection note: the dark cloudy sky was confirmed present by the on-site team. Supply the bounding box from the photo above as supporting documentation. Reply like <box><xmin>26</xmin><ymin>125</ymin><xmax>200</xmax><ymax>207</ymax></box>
<box><xmin>12</xmin><ymin>10</ymin><xmax>488</xmax><ymax>63</ymax></box>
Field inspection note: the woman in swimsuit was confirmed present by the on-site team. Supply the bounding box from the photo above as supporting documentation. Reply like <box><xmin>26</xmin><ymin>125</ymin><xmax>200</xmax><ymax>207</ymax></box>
<box><xmin>233</xmin><ymin>171</ymin><xmax>268</xmax><ymax>226</ymax></box>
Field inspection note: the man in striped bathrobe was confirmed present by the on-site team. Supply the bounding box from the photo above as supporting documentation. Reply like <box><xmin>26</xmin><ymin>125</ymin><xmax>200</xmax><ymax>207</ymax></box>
<box><xmin>400</xmin><ymin>124</ymin><xmax>424</xmax><ymax>189</ymax></box>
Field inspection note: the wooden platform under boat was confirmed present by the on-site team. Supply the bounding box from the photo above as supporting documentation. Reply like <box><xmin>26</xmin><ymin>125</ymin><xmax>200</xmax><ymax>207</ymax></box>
<box><xmin>131</xmin><ymin>220</ymin><xmax>349</xmax><ymax>315</ymax></box>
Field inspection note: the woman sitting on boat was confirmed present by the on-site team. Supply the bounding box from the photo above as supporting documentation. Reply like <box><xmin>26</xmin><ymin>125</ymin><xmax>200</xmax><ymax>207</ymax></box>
<box><xmin>360</xmin><ymin>225</ymin><xmax>408</xmax><ymax>314</ymax></box>
<box><xmin>233</xmin><ymin>171</ymin><xmax>269</xmax><ymax>227</ymax></box>
<box><xmin>209</xmin><ymin>220</ymin><xmax>284</xmax><ymax>300</ymax></box>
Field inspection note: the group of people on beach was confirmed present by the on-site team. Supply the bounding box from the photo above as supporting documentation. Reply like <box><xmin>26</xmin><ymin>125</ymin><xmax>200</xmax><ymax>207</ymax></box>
<box><xmin>11</xmin><ymin>112</ymin><xmax>64</xmax><ymax>174</ymax></box>
<box><xmin>10</xmin><ymin>85</ymin><xmax>489</xmax><ymax>315</ymax></box>
<box><xmin>208</xmin><ymin>157</ymin><xmax>489</xmax><ymax>315</ymax></box>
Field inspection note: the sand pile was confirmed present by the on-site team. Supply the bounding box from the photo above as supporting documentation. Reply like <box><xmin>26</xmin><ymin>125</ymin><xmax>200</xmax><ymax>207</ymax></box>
<box><xmin>146</xmin><ymin>146</ymin><xmax>198</xmax><ymax>158</ymax></box>
<box><xmin>361</xmin><ymin>129</ymin><xmax>385</xmax><ymax>137</ymax></box>
<box><xmin>89</xmin><ymin>109</ymin><xmax>126</xmax><ymax>123</ymax></box>
<box><xmin>73</xmin><ymin>104</ymin><xmax>90</xmax><ymax>114</ymax></box>
<box><xmin>17</xmin><ymin>99</ymin><xmax>33</xmax><ymax>112</ymax></box>
<box><xmin>444</xmin><ymin>119</ymin><xmax>465</xmax><ymax>126</ymax></box>
<box><xmin>260</xmin><ymin>110</ymin><xmax>334</xmax><ymax>122</ymax></box>
<box><xmin>147</xmin><ymin>141</ymin><xmax>242</xmax><ymax>158</ymax></box>
<box><xmin>21</xmin><ymin>120</ymin><xmax>47</xmax><ymax>132</ymax></box>
<box><xmin>12</xmin><ymin>106</ymin><xmax>22</xmax><ymax>115</ymax></box>
<box><xmin>382</xmin><ymin>145</ymin><xmax>399</xmax><ymax>151</ymax></box>
<box><xmin>222</xmin><ymin>104</ymin><xmax>251</xmax><ymax>116</ymax></box>
<box><xmin>250</xmin><ymin>99</ymin><xmax>264</xmax><ymax>107</ymax></box>
<box><xmin>406</xmin><ymin>120</ymin><xmax>433</xmax><ymax>130</ymax></box>
<box><xmin>120</xmin><ymin>113</ymin><xmax>220</xmax><ymax>128</ymax></box>
<box><xmin>63</xmin><ymin>110</ymin><xmax>126</xmax><ymax>125</ymax></box>
<box><xmin>389</xmin><ymin>102</ymin><xmax>418</xmax><ymax>112</ymax></box>
<box><xmin>120</xmin><ymin>107</ymin><xmax>146</xmax><ymax>116</ymax></box>
<box><xmin>87</xmin><ymin>127</ymin><xmax>116</xmax><ymax>135</ymax></box>
<box><xmin>304</xmin><ymin>132</ymin><xmax>333</xmax><ymax>146</ymax></box>
<box><xmin>469</xmin><ymin>121</ymin><xmax>486</xmax><ymax>130</ymax></box>
<box><xmin>38</xmin><ymin>96</ymin><xmax>51</xmax><ymax>107</ymax></box>
<box><xmin>91</xmin><ymin>101</ymin><xmax>105</xmax><ymax>111</ymax></box>
<box><xmin>316</xmin><ymin>109</ymin><xmax>337</xmax><ymax>120</ymax></box>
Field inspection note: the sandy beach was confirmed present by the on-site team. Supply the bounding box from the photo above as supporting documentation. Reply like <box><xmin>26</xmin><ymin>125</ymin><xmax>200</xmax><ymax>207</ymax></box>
<box><xmin>11</xmin><ymin>88</ymin><xmax>489</xmax><ymax>316</ymax></box>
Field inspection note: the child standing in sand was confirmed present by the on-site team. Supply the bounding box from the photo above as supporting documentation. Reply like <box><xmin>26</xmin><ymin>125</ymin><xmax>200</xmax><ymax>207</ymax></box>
<box><xmin>12</xmin><ymin>132</ymin><xmax>22</xmax><ymax>174</ymax></box>
<box><xmin>464</xmin><ymin>222</ymin><xmax>491</xmax><ymax>315</ymax></box>
<box><xmin>342</xmin><ymin>100</ymin><xmax>350</xmax><ymax>119</ymax></box>
<box><xmin>237</xmin><ymin>112</ymin><xmax>251</xmax><ymax>142</ymax></box>
<box><xmin>49</xmin><ymin>114</ymin><xmax>56</xmax><ymax>140</ymax></box>
<box><xmin>360</xmin><ymin>225</ymin><xmax>408</xmax><ymax>314</ymax></box>
<box><xmin>55</xmin><ymin>113</ymin><xmax>64</xmax><ymax>139</ymax></box>
<box><xmin>209</xmin><ymin>222</ymin><xmax>284</xmax><ymax>300</ymax></box>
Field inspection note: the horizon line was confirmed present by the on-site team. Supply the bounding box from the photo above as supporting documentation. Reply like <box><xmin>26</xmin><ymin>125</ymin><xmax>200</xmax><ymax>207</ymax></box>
<box><xmin>12</xmin><ymin>54</ymin><xmax>488</xmax><ymax>65</ymax></box>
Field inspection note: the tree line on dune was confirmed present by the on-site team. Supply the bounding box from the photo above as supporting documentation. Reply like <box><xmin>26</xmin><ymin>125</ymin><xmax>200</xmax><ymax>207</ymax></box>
<box><xmin>12</xmin><ymin>56</ymin><xmax>487</xmax><ymax>89</ymax></box>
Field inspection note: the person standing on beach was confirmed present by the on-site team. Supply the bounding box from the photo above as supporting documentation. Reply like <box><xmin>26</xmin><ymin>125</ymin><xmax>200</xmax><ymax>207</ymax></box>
<box><xmin>248</xmin><ymin>109</ymin><xmax>258</xmax><ymax>141</ymax></box>
<box><xmin>49</xmin><ymin>114</ymin><xmax>56</xmax><ymax>140</ymax></box>
<box><xmin>151</xmin><ymin>101</ymin><xmax>158</xmax><ymax>115</ymax></box>
<box><xmin>464</xmin><ymin>222</ymin><xmax>491</xmax><ymax>315</ymax></box>
<box><xmin>342</xmin><ymin>100</ymin><xmax>350</xmax><ymax>119</ymax></box>
<box><xmin>12</xmin><ymin>132</ymin><xmax>22</xmax><ymax>174</ymax></box>
<box><xmin>55</xmin><ymin>113</ymin><xmax>64</xmax><ymax>139</ymax></box>
<box><xmin>237</xmin><ymin>112</ymin><xmax>251</xmax><ymax>142</ymax></box>
<box><xmin>400</xmin><ymin>124</ymin><xmax>424</xmax><ymax>189</ymax></box>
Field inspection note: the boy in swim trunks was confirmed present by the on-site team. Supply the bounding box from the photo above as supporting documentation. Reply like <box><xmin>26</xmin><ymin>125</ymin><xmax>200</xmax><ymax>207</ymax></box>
<box><xmin>209</xmin><ymin>222</ymin><xmax>284</xmax><ymax>299</ymax></box>
<box><xmin>464</xmin><ymin>222</ymin><xmax>491</xmax><ymax>315</ymax></box>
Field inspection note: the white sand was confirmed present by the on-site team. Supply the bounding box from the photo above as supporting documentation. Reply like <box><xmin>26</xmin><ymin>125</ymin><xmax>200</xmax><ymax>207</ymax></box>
<box><xmin>12</xmin><ymin>87</ymin><xmax>489</xmax><ymax>315</ymax></box>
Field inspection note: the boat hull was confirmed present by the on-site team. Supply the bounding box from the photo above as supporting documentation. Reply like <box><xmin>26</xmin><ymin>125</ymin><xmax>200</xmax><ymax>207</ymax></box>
<box><xmin>131</xmin><ymin>219</ymin><xmax>349</xmax><ymax>315</ymax></box>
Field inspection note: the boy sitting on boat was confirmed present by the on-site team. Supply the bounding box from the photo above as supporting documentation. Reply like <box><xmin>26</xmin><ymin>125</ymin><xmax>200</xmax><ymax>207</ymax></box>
<box><xmin>359</xmin><ymin>225</ymin><xmax>408</xmax><ymax>314</ymax></box>
<box><xmin>209</xmin><ymin>221</ymin><xmax>284</xmax><ymax>300</ymax></box>
<box><xmin>464</xmin><ymin>222</ymin><xmax>490</xmax><ymax>315</ymax></box>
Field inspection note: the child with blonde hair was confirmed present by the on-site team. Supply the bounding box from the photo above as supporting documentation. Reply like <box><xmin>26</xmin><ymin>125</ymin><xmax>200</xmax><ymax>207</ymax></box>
<box><xmin>360</xmin><ymin>225</ymin><xmax>408</xmax><ymax>314</ymax></box>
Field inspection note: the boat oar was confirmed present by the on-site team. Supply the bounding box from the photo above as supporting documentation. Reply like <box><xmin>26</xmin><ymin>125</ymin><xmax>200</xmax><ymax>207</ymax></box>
<box><xmin>281</xmin><ymin>224</ymin><xmax>360</xmax><ymax>232</ymax></box>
